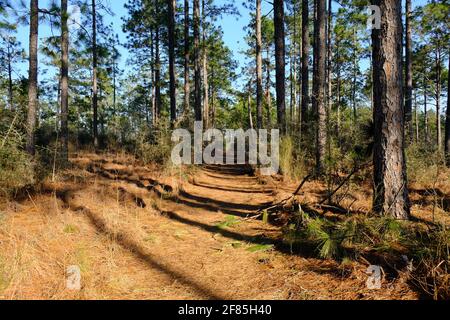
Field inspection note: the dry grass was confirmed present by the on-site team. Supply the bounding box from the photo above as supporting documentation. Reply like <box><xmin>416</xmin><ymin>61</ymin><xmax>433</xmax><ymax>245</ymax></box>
<box><xmin>0</xmin><ymin>152</ymin><xmax>431</xmax><ymax>300</ymax></box>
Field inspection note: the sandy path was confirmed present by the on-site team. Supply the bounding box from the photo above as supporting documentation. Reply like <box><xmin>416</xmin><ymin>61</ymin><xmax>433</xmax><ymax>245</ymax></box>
<box><xmin>0</xmin><ymin>154</ymin><xmax>419</xmax><ymax>300</ymax></box>
<box><xmin>63</xmin><ymin>155</ymin><xmax>417</xmax><ymax>300</ymax></box>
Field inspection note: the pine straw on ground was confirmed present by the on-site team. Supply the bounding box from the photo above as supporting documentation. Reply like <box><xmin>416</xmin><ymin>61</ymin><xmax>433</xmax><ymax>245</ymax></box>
<box><xmin>0</xmin><ymin>153</ymin><xmax>427</xmax><ymax>300</ymax></box>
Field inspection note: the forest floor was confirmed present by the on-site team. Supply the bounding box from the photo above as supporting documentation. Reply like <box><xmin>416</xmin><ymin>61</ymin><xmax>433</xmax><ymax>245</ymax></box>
<box><xmin>0</xmin><ymin>152</ymin><xmax>448</xmax><ymax>300</ymax></box>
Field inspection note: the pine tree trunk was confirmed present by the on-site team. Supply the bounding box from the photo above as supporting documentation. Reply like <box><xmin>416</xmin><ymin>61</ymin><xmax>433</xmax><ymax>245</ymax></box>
<box><xmin>61</xmin><ymin>0</ymin><xmax>69</xmax><ymax>162</ymax></box>
<box><xmin>92</xmin><ymin>0</ymin><xmax>99</xmax><ymax>149</ymax></box>
<box><xmin>435</xmin><ymin>50</ymin><xmax>442</xmax><ymax>151</ymax></box>
<box><xmin>414</xmin><ymin>90</ymin><xmax>419</xmax><ymax>142</ymax></box>
<box><xmin>151</xmin><ymin>29</ymin><xmax>156</xmax><ymax>127</ymax></box>
<box><xmin>326</xmin><ymin>0</ymin><xmax>332</xmax><ymax>130</ymax></box>
<box><xmin>313</xmin><ymin>0</ymin><xmax>326</xmax><ymax>174</ymax></box>
<box><xmin>256</xmin><ymin>0</ymin><xmax>263</xmax><ymax>129</ymax></box>
<box><xmin>248</xmin><ymin>92</ymin><xmax>254</xmax><ymax>130</ymax></box>
<box><xmin>371</xmin><ymin>0</ymin><xmax>410</xmax><ymax>220</ymax></box>
<box><xmin>193</xmin><ymin>0</ymin><xmax>202</xmax><ymax>121</ymax></box>
<box><xmin>202</xmin><ymin>0</ymin><xmax>209</xmax><ymax>128</ymax></box>
<box><xmin>113</xmin><ymin>42</ymin><xmax>116</xmax><ymax>112</ymax></box>
<box><xmin>405</xmin><ymin>0</ymin><xmax>413</xmax><ymax>143</ymax></box>
<box><xmin>155</xmin><ymin>18</ymin><xmax>162</xmax><ymax>122</ymax></box>
<box><xmin>296</xmin><ymin>2</ymin><xmax>302</xmax><ymax>127</ymax></box>
<box><xmin>352</xmin><ymin>28</ymin><xmax>357</xmax><ymax>123</ymax></box>
<box><xmin>289</xmin><ymin>53</ymin><xmax>294</xmax><ymax>132</ymax></box>
<box><xmin>168</xmin><ymin>0</ymin><xmax>177</xmax><ymax>124</ymax></box>
<box><xmin>445</xmin><ymin>57</ymin><xmax>450</xmax><ymax>166</ymax></box>
<box><xmin>274</xmin><ymin>0</ymin><xmax>286</xmax><ymax>134</ymax></box>
<box><xmin>265</xmin><ymin>51</ymin><xmax>272</xmax><ymax>128</ymax></box>
<box><xmin>7</xmin><ymin>40</ymin><xmax>13</xmax><ymax>110</ymax></box>
<box><xmin>424</xmin><ymin>79</ymin><xmax>428</xmax><ymax>143</ymax></box>
<box><xmin>211</xmin><ymin>66</ymin><xmax>216</xmax><ymax>127</ymax></box>
<box><xmin>184</xmin><ymin>0</ymin><xmax>190</xmax><ymax>116</ymax></box>
<box><xmin>301</xmin><ymin>0</ymin><xmax>309</xmax><ymax>136</ymax></box>
<box><xmin>336</xmin><ymin>39</ymin><xmax>341</xmax><ymax>138</ymax></box>
<box><xmin>26</xmin><ymin>0</ymin><xmax>38</xmax><ymax>156</ymax></box>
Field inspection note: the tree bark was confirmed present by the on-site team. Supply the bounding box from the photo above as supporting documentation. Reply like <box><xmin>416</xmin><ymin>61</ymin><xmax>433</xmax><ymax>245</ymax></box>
<box><xmin>371</xmin><ymin>0</ymin><xmax>410</xmax><ymax>220</ymax></box>
<box><xmin>405</xmin><ymin>0</ymin><xmax>413</xmax><ymax>143</ymax></box>
<box><xmin>435</xmin><ymin>49</ymin><xmax>442</xmax><ymax>151</ymax></box>
<box><xmin>274</xmin><ymin>0</ymin><xmax>286</xmax><ymax>134</ymax></box>
<box><xmin>150</xmin><ymin>29</ymin><xmax>156</xmax><ymax>127</ymax></box>
<box><xmin>6</xmin><ymin>39</ymin><xmax>13</xmax><ymax>110</ymax></box>
<box><xmin>289</xmin><ymin>52</ymin><xmax>294</xmax><ymax>132</ymax></box>
<box><xmin>414</xmin><ymin>90</ymin><xmax>419</xmax><ymax>142</ymax></box>
<box><xmin>61</xmin><ymin>0</ymin><xmax>69</xmax><ymax>162</ymax></box>
<box><xmin>351</xmin><ymin>28</ymin><xmax>357</xmax><ymax>123</ymax></box>
<box><xmin>154</xmin><ymin>10</ymin><xmax>162</xmax><ymax>122</ymax></box>
<box><xmin>424</xmin><ymin>79</ymin><xmax>428</xmax><ymax>143</ymax></box>
<box><xmin>265</xmin><ymin>50</ymin><xmax>272</xmax><ymax>128</ymax></box>
<box><xmin>313</xmin><ymin>0</ymin><xmax>326</xmax><ymax>174</ymax></box>
<box><xmin>92</xmin><ymin>0</ymin><xmax>99</xmax><ymax>150</ymax></box>
<box><xmin>336</xmin><ymin>39</ymin><xmax>341</xmax><ymax>138</ymax></box>
<box><xmin>112</xmin><ymin>42</ymin><xmax>116</xmax><ymax>113</ymax></box>
<box><xmin>202</xmin><ymin>0</ymin><xmax>209</xmax><ymax>128</ymax></box>
<box><xmin>301</xmin><ymin>0</ymin><xmax>309</xmax><ymax>136</ymax></box>
<box><xmin>256</xmin><ymin>0</ymin><xmax>263</xmax><ymax>129</ymax></box>
<box><xmin>184</xmin><ymin>0</ymin><xmax>190</xmax><ymax>116</ymax></box>
<box><xmin>445</xmin><ymin>57</ymin><xmax>450</xmax><ymax>166</ymax></box>
<box><xmin>248</xmin><ymin>91</ymin><xmax>254</xmax><ymax>130</ymax></box>
<box><xmin>211</xmin><ymin>65</ymin><xmax>216</xmax><ymax>127</ymax></box>
<box><xmin>168</xmin><ymin>0</ymin><xmax>177</xmax><ymax>124</ymax></box>
<box><xmin>26</xmin><ymin>0</ymin><xmax>38</xmax><ymax>156</ymax></box>
<box><xmin>193</xmin><ymin>0</ymin><xmax>202</xmax><ymax>121</ymax></box>
<box><xmin>326</xmin><ymin>0</ymin><xmax>332</xmax><ymax>118</ymax></box>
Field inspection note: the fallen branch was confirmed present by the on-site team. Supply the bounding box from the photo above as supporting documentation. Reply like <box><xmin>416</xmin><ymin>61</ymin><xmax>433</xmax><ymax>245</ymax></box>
<box><xmin>319</xmin><ymin>161</ymin><xmax>372</xmax><ymax>206</ymax></box>
<box><xmin>257</xmin><ymin>174</ymin><xmax>312</xmax><ymax>214</ymax></box>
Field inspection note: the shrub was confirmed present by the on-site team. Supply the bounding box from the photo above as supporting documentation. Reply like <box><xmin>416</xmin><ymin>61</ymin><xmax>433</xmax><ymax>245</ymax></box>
<box><xmin>0</xmin><ymin>129</ymin><xmax>34</xmax><ymax>196</ymax></box>
<box><xmin>135</xmin><ymin>121</ymin><xmax>172</xmax><ymax>165</ymax></box>
<box><xmin>284</xmin><ymin>209</ymin><xmax>449</xmax><ymax>299</ymax></box>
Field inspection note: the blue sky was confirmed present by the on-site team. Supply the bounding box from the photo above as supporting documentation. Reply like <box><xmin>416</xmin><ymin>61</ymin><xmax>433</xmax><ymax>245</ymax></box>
<box><xmin>11</xmin><ymin>0</ymin><xmax>430</xmax><ymax>91</ymax></box>
<box><xmin>12</xmin><ymin>0</ymin><xmax>258</xmax><ymax>85</ymax></box>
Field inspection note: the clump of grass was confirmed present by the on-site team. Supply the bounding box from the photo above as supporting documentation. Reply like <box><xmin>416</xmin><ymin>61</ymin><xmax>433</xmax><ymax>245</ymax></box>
<box><xmin>279</xmin><ymin>136</ymin><xmax>307</xmax><ymax>181</ymax></box>
<box><xmin>216</xmin><ymin>216</ymin><xmax>241</xmax><ymax>230</ymax></box>
<box><xmin>246</xmin><ymin>244</ymin><xmax>274</xmax><ymax>253</ymax></box>
<box><xmin>64</xmin><ymin>224</ymin><xmax>79</xmax><ymax>234</ymax></box>
<box><xmin>0</xmin><ymin>256</ymin><xmax>11</xmax><ymax>293</ymax></box>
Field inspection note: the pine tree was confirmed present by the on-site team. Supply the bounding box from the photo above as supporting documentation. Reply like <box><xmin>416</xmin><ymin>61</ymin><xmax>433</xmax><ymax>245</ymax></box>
<box><xmin>372</xmin><ymin>0</ymin><xmax>410</xmax><ymax>220</ymax></box>
<box><xmin>26</xmin><ymin>0</ymin><xmax>39</xmax><ymax>156</ymax></box>
<box><xmin>313</xmin><ymin>0</ymin><xmax>326</xmax><ymax>174</ymax></box>
<box><xmin>60</xmin><ymin>0</ymin><xmax>69</xmax><ymax>161</ymax></box>
<box><xmin>274</xmin><ymin>0</ymin><xmax>286</xmax><ymax>134</ymax></box>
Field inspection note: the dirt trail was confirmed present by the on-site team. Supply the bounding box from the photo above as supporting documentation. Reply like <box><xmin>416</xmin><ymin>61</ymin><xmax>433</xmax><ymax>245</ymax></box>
<box><xmin>0</xmin><ymin>154</ymin><xmax>419</xmax><ymax>300</ymax></box>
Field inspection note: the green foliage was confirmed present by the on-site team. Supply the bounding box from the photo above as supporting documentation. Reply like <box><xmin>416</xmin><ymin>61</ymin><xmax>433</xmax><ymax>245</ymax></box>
<box><xmin>246</xmin><ymin>244</ymin><xmax>274</xmax><ymax>253</ymax></box>
<box><xmin>406</xmin><ymin>144</ymin><xmax>445</xmax><ymax>185</ymax></box>
<box><xmin>408</xmin><ymin>226</ymin><xmax>449</xmax><ymax>300</ymax></box>
<box><xmin>284</xmin><ymin>209</ymin><xmax>449</xmax><ymax>299</ymax></box>
<box><xmin>0</xmin><ymin>128</ymin><xmax>34</xmax><ymax>196</ymax></box>
<box><xmin>216</xmin><ymin>215</ymin><xmax>241</xmax><ymax>230</ymax></box>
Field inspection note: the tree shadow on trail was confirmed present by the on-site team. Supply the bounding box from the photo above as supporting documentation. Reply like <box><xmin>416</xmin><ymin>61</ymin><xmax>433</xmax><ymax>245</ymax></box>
<box><xmin>191</xmin><ymin>181</ymin><xmax>273</xmax><ymax>194</ymax></box>
<box><xmin>55</xmin><ymin>191</ymin><xmax>222</xmax><ymax>300</ymax></box>
<box><xmin>178</xmin><ymin>189</ymin><xmax>272</xmax><ymax>212</ymax></box>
